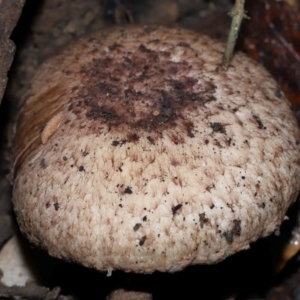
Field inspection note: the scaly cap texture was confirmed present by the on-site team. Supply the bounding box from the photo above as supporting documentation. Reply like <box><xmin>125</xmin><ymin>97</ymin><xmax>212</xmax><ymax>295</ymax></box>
<box><xmin>13</xmin><ymin>25</ymin><xmax>300</xmax><ymax>273</ymax></box>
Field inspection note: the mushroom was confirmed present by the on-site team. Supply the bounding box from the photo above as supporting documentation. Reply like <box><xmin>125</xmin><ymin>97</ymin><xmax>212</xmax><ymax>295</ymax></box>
<box><xmin>0</xmin><ymin>236</ymin><xmax>37</xmax><ymax>287</ymax></box>
<box><xmin>12</xmin><ymin>25</ymin><xmax>300</xmax><ymax>274</ymax></box>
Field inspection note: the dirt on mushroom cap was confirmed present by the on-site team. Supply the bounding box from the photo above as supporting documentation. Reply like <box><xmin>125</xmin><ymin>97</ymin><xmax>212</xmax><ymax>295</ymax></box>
<box><xmin>12</xmin><ymin>25</ymin><xmax>300</xmax><ymax>273</ymax></box>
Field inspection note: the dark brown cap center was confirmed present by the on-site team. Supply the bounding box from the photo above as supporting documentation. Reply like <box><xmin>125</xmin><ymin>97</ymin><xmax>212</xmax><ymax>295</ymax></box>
<box><xmin>69</xmin><ymin>44</ymin><xmax>216</xmax><ymax>133</ymax></box>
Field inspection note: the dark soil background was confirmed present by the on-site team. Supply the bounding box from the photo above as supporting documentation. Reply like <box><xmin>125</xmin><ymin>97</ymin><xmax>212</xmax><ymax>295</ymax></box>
<box><xmin>1</xmin><ymin>0</ymin><xmax>300</xmax><ymax>299</ymax></box>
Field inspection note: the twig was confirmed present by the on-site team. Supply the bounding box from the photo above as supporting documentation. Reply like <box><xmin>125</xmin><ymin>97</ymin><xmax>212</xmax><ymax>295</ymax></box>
<box><xmin>222</xmin><ymin>0</ymin><xmax>248</xmax><ymax>70</ymax></box>
<box><xmin>0</xmin><ymin>283</ymin><xmax>61</xmax><ymax>300</ymax></box>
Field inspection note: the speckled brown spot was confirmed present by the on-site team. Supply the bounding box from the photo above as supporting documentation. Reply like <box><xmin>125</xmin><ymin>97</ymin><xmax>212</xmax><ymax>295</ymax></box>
<box><xmin>133</xmin><ymin>223</ymin><xmax>142</xmax><ymax>231</ymax></box>
<box><xmin>40</xmin><ymin>158</ymin><xmax>46</xmax><ymax>169</ymax></box>
<box><xmin>199</xmin><ymin>213</ymin><xmax>209</xmax><ymax>228</ymax></box>
<box><xmin>252</xmin><ymin>114</ymin><xmax>266</xmax><ymax>129</ymax></box>
<box><xmin>223</xmin><ymin>219</ymin><xmax>241</xmax><ymax>244</ymax></box>
<box><xmin>124</xmin><ymin>187</ymin><xmax>133</xmax><ymax>194</ymax></box>
<box><xmin>111</xmin><ymin>140</ymin><xmax>119</xmax><ymax>146</ymax></box>
<box><xmin>210</xmin><ymin>122</ymin><xmax>226</xmax><ymax>134</ymax></box>
<box><xmin>54</xmin><ymin>202</ymin><xmax>60</xmax><ymax>211</ymax></box>
<box><xmin>78</xmin><ymin>166</ymin><xmax>85</xmax><ymax>172</ymax></box>
<box><xmin>170</xmin><ymin>134</ymin><xmax>184</xmax><ymax>145</ymax></box>
<box><xmin>146</xmin><ymin>136</ymin><xmax>155</xmax><ymax>145</ymax></box>
<box><xmin>172</xmin><ymin>204</ymin><xmax>183</xmax><ymax>215</ymax></box>
<box><xmin>139</xmin><ymin>235</ymin><xmax>147</xmax><ymax>246</ymax></box>
<box><xmin>232</xmin><ymin>219</ymin><xmax>241</xmax><ymax>235</ymax></box>
<box><xmin>127</xmin><ymin>133</ymin><xmax>139</xmax><ymax>143</ymax></box>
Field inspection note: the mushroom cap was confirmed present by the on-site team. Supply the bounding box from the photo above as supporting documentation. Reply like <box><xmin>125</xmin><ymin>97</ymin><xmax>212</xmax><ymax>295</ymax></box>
<box><xmin>12</xmin><ymin>25</ymin><xmax>300</xmax><ymax>273</ymax></box>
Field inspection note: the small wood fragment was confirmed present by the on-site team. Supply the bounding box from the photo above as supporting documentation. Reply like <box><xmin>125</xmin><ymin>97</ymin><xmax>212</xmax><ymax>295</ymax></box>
<box><xmin>41</xmin><ymin>112</ymin><xmax>64</xmax><ymax>144</ymax></box>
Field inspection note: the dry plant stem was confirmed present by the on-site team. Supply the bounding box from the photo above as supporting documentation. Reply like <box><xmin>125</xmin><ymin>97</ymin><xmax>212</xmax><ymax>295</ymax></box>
<box><xmin>222</xmin><ymin>0</ymin><xmax>246</xmax><ymax>70</ymax></box>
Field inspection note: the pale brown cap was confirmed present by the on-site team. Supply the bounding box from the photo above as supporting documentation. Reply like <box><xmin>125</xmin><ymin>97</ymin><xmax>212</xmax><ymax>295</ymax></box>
<box><xmin>12</xmin><ymin>25</ymin><xmax>300</xmax><ymax>273</ymax></box>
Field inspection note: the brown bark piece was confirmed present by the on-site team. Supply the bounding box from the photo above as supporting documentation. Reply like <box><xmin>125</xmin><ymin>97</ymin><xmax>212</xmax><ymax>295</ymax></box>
<box><xmin>7</xmin><ymin>0</ymin><xmax>107</xmax><ymax>103</ymax></box>
<box><xmin>238</xmin><ymin>0</ymin><xmax>300</xmax><ymax>104</ymax></box>
<box><xmin>0</xmin><ymin>0</ymin><xmax>26</xmax><ymax>105</ymax></box>
<box><xmin>106</xmin><ymin>289</ymin><xmax>152</xmax><ymax>300</ymax></box>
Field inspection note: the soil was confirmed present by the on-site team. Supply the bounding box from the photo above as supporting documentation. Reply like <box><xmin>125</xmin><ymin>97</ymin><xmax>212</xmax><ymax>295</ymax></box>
<box><xmin>1</xmin><ymin>0</ymin><xmax>300</xmax><ymax>299</ymax></box>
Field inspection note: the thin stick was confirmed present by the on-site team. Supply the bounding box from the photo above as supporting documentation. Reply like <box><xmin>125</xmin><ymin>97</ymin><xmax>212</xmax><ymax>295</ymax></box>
<box><xmin>222</xmin><ymin>0</ymin><xmax>247</xmax><ymax>70</ymax></box>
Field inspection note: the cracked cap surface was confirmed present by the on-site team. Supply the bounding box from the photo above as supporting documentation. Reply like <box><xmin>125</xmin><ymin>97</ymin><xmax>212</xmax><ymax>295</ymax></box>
<box><xmin>12</xmin><ymin>25</ymin><xmax>300</xmax><ymax>273</ymax></box>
